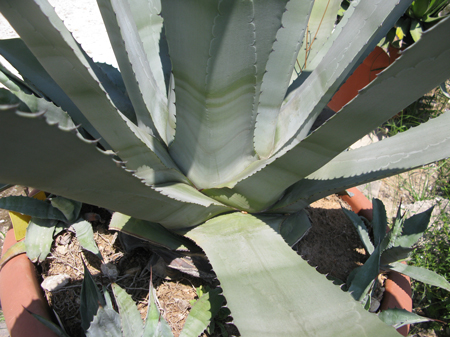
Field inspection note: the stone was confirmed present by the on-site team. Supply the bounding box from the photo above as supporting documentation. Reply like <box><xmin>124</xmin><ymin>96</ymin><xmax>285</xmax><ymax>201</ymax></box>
<box><xmin>41</xmin><ymin>274</ymin><xmax>70</xmax><ymax>292</ymax></box>
<box><xmin>101</xmin><ymin>262</ymin><xmax>118</xmax><ymax>280</ymax></box>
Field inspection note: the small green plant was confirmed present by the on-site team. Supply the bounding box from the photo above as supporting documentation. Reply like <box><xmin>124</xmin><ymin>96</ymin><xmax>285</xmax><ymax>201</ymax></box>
<box><xmin>0</xmin><ymin>195</ymin><xmax>101</xmax><ymax>267</ymax></box>
<box><xmin>343</xmin><ymin>199</ymin><xmax>450</xmax><ymax>328</ymax></box>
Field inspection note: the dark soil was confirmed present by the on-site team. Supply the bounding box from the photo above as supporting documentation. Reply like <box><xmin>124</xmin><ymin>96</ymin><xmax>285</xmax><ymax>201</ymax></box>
<box><xmin>296</xmin><ymin>195</ymin><xmax>368</xmax><ymax>282</ymax></box>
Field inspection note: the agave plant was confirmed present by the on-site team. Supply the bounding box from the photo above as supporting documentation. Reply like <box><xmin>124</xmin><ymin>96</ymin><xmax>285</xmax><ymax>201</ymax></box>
<box><xmin>1</xmin><ymin>0</ymin><xmax>450</xmax><ymax>335</ymax></box>
<box><xmin>343</xmin><ymin>199</ymin><xmax>450</xmax><ymax>312</ymax></box>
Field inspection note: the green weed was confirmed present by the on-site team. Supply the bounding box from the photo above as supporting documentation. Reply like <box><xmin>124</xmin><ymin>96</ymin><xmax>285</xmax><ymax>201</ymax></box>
<box><xmin>409</xmin><ymin>211</ymin><xmax>450</xmax><ymax>335</ymax></box>
<box><xmin>434</xmin><ymin>159</ymin><xmax>450</xmax><ymax>200</ymax></box>
<box><xmin>382</xmin><ymin>81</ymin><xmax>450</xmax><ymax>137</ymax></box>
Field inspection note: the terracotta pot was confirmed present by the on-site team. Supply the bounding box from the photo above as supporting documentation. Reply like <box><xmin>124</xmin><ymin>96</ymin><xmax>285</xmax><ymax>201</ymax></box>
<box><xmin>327</xmin><ymin>45</ymin><xmax>403</xmax><ymax>113</ymax></box>
<box><xmin>0</xmin><ymin>228</ymin><xmax>58</xmax><ymax>337</ymax></box>
<box><xmin>340</xmin><ymin>187</ymin><xmax>412</xmax><ymax>337</ymax></box>
<box><xmin>327</xmin><ymin>46</ymin><xmax>391</xmax><ymax>113</ymax></box>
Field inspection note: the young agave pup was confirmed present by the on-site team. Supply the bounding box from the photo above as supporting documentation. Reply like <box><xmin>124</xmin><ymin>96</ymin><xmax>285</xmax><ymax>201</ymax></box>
<box><xmin>0</xmin><ymin>0</ymin><xmax>450</xmax><ymax>335</ymax></box>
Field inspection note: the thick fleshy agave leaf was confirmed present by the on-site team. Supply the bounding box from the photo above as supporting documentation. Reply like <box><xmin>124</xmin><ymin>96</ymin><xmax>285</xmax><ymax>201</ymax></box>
<box><xmin>382</xmin><ymin>212</ymin><xmax>404</xmax><ymax>252</ymax></box>
<box><xmin>72</xmin><ymin>220</ymin><xmax>102</xmax><ymax>260</ymax></box>
<box><xmin>180</xmin><ymin>288</ymin><xmax>224</xmax><ymax>337</ymax></box>
<box><xmin>0</xmin><ymin>37</ymin><xmax>134</xmax><ymax>122</ymax></box>
<box><xmin>253</xmin><ymin>0</ymin><xmax>313</xmax><ymax>158</ymax></box>
<box><xmin>0</xmin><ymin>38</ymin><xmax>103</xmax><ymax>142</ymax></box>
<box><xmin>143</xmin><ymin>280</ymin><xmax>173</xmax><ymax>337</ymax></box>
<box><xmin>0</xmin><ymin>59</ymin><xmax>37</xmax><ymax>96</ymax></box>
<box><xmin>86</xmin><ymin>306</ymin><xmax>122</xmax><ymax>337</ymax></box>
<box><xmin>0</xmin><ymin>196</ymin><xmax>66</xmax><ymax>222</ymax></box>
<box><xmin>280</xmin><ymin>13</ymin><xmax>450</xmax><ymax>175</ymax></box>
<box><xmin>163</xmin><ymin>0</ymin><xmax>258</xmax><ymax>188</ymax></box>
<box><xmin>342</xmin><ymin>208</ymin><xmax>374</xmax><ymax>254</ymax></box>
<box><xmin>111</xmin><ymin>283</ymin><xmax>144</xmax><ymax>336</ymax></box>
<box><xmin>84</xmin><ymin>58</ymin><xmax>137</xmax><ymax>126</ymax></box>
<box><xmin>125</xmin><ymin>0</ymin><xmax>170</xmax><ymax>96</ymax></box>
<box><xmin>387</xmin><ymin>262</ymin><xmax>450</xmax><ymax>292</ymax></box>
<box><xmin>271</xmin><ymin>110</ymin><xmax>450</xmax><ymax>213</ymax></box>
<box><xmin>0</xmin><ymin>106</ymin><xmax>231</xmax><ymax>229</ymax></box>
<box><xmin>380</xmin><ymin>246</ymin><xmax>413</xmax><ymax>265</ymax></box>
<box><xmin>0</xmin><ymin>73</ymin><xmax>76</xmax><ymax>131</ymax></box>
<box><xmin>166</xmin><ymin>73</ymin><xmax>176</xmax><ymax>145</ymax></box>
<box><xmin>186</xmin><ymin>212</ymin><xmax>399</xmax><ymax>337</ymax></box>
<box><xmin>24</xmin><ymin>217</ymin><xmax>57</xmax><ymax>263</ymax></box>
<box><xmin>50</xmin><ymin>197</ymin><xmax>82</xmax><ymax>223</ymax></box>
<box><xmin>276</xmin><ymin>210</ymin><xmax>312</xmax><ymax>247</ymax></box>
<box><xmin>0</xmin><ymin>87</ymin><xmax>30</xmax><ymax>112</ymax></box>
<box><xmin>378</xmin><ymin>308</ymin><xmax>436</xmax><ymax>328</ymax></box>
<box><xmin>372</xmin><ymin>199</ymin><xmax>388</xmax><ymax>246</ymax></box>
<box><xmin>274</xmin><ymin>0</ymin><xmax>414</xmax><ymax>154</ymax></box>
<box><xmin>97</xmin><ymin>0</ymin><xmax>170</xmax><ymax>143</ymax></box>
<box><xmin>256</xmin><ymin>210</ymin><xmax>311</xmax><ymax>247</ymax></box>
<box><xmin>0</xmin><ymin>0</ymin><xmax>187</xmax><ymax>186</ymax></box>
<box><xmin>252</xmin><ymin>0</ymin><xmax>292</xmax><ymax>108</ymax></box>
<box><xmin>153</xmin><ymin>183</ymin><xmax>225</xmax><ymax>208</ymax></box>
<box><xmin>224</xmin><ymin>1</ymin><xmax>415</xmax><ymax>197</ymax></box>
<box><xmin>109</xmin><ymin>213</ymin><xmax>197</xmax><ymax>251</ymax></box>
<box><xmin>81</xmin><ymin>263</ymin><xmax>107</xmax><ymax>332</ymax></box>
<box><xmin>0</xmin><ymin>40</ymin><xmax>134</xmax><ymax>145</ymax></box>
<box><xmin>394</xmin><ymin>206</ymin><xmax>433</xmax><ymax>248</ymax></box>
<box><xmin>0</xmin><ymin>241</ymin><xmax>26</xmax><ymax>269</ymax></box>
<box><xmin>233</xmin><ymin>17</ymin><xmax>450</xmax><ymax>213</ymax></box>
<box><xmin>347</xmin><ymin>245</ymin><xmax>381</xmax><ymax>301</ymax></box>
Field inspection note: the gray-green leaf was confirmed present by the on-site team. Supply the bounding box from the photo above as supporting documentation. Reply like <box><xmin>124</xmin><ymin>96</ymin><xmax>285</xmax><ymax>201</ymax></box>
<box><xmin>0</xmin><ymin>196</ymin><xmax>66</xmax><ymax>222</ymax></box>
<box><xmin>378</xmin><ymin>308</ymin><xmax>435</xmax><ymax>328</ymax></box>
<box><xmin>180</xmin><ymin>288</ymin><xmax>225</xmax><ymax>337</ymax></box>
<box><xmin>186</xmin><ymin>212</ymin><xmax>399</xmax><ymax>337</ymax></box>
<box><xmin>25</xmin><ymin>217</ymin><xmax>57</xmax><ymax>263</ymax></box>
<box><xmin>111</xmin><ymin>283</ymin><xmax>144</xmax><ymax>336</ymax></box>
<box><xmin>80</xmin><ymin>263</ymin><xmax>106</xmax><ymax>332</ymax></box>
<box><xmin>72</xmin><ymin>220</ymin><xmax>102</xmax><ymax>260</ymax></box>
<box><xmin>86</xmin><ymin>306</ymin><xmax>122</xmax><ymax>337</ymax></box>
<box><xmin>387</xmin><ymin>262</ymin><xmax>450</xmax><ymax>292</ymax></box>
